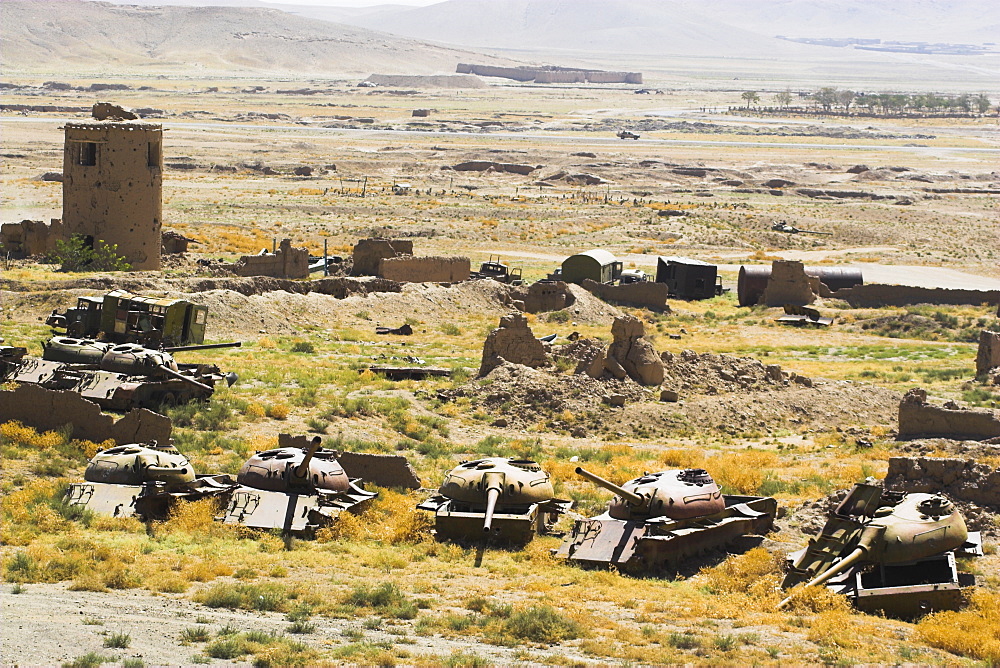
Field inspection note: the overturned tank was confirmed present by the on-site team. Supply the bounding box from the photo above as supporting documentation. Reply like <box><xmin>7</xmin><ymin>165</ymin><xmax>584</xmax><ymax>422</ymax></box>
<box><xmin>556</xmin><ymin>467</ymin><xmax>777</xmax><ymax>572</ymax></box>
<box><xmin>64</xmin><ymin>442</ymin><xmax>237</xmax><ymax>519</ymax></box>
<box><xmin>221</xmin><ymin>436</ymin><xmax>376</xmax><ymax>535</ymax></box>
<box><xmin>417</xmin><ymin>457</ymin><xmax>571</xmax><ymax>543</ymax></box>
<box><xmin>0</xmin><ymin>338</ymin><xmax>239</xmax><ymax>411</ymax></box>
<box><xmin>779</xmin><ymin>483</ymin><xmax>982</xmax><ymax>617</ymax></box>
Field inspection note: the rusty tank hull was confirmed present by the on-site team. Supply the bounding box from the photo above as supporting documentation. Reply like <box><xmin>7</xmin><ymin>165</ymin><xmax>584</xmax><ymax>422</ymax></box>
<box><xmin>556</xmin><ymin>494</ymin><xmax>777</xmax><ymax>572</ymax></box>
<box><xmin>64</xmin><ymin>443</ymin><xmax>237</xmax><ymax>519</ymax></box>
<box><xmin>220</xmin><ymin>442</ymin><xmax>376</xmax><ymax>535</ymax></box>
<box><xmin>779</xmin><ymin>483</ymin><xmax>982</xmax><ymax>618</ymax></box>
<box><xmin>418</xmin><ymin>457</ymin><xmax>571</xmax><ymax>544</ymax></box>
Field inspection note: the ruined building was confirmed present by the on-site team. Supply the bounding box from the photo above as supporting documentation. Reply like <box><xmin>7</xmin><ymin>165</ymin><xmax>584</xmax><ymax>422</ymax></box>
<box><xmin>62</xmin><ymin>121</ymin><xmax>163</xmax><ymax>270</ymax></box>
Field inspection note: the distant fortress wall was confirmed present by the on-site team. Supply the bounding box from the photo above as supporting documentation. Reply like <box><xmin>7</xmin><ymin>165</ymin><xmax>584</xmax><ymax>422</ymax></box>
<box><xmin>457</xmin><ymin>63</ymin><xmax>641</xmax><ymax>85</ymax></box>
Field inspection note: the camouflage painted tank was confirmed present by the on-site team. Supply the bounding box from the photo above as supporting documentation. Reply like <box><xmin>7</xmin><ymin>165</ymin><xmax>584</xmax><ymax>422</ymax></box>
<box><xmin>779</xmin><ymin>483</ymin><xmax>982</xmax><ymax>617</ymax></box>
<box><xmin>221</xmin><ymin>436</ymin><xmax>376</xmax><ymax>534</ymax></box>
<box><xmin>64</xmin><ymin>442</ymin><xmax>237</xmax><ymax>519</ymax></box>
<box><xmin>556</xmin><ymin>467</ymin><xmax>777</xmax><ymax>572</ymax></box>
<box><xmin>417</xmin><ymin>457</ymin><xmax>571</xmax><ymax>543</ymax></box>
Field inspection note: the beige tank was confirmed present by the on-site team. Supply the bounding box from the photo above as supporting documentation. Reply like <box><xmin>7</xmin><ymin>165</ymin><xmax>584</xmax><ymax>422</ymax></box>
<box><xmin>84</xmin><ymin>442</ymin><xmax>194</xmax><ymax>486</ymax></box>
<box><xmin>576</xmin><ymin>467</ymin><xmax>726</xmax><ymax>521</ymax></box>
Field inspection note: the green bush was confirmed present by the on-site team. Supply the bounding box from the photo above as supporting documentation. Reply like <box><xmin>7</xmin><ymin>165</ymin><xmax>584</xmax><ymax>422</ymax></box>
<box><xmin>48</xmin><ymin>235</ymin><xmax>131</xmax><ymax>272</ymax></box>
<box><xmin>500</xmin><ymin>605</ymin><xmax>584</xmax><ymax>643</ymax></box>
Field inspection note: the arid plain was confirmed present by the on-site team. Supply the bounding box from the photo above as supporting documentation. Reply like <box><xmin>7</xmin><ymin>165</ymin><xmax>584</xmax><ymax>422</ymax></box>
<box><xmin>2</xmin><ymin>38</ymin><xmax>1000</xmax><ymax>668</ymax></box>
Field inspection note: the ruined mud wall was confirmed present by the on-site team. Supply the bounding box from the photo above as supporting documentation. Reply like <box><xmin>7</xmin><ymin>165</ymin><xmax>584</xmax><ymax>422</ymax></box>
<box><xmin>976</xmin><ymin>330</ymin><xmax>1000</xmax><ymax>377</ymax></box>
<box><xmin>512</xmin><ymin>280</ymin><xmax>574</xmax><ymax>313</ymax></box>
<box><xmin>0</xmin><ymin>384</ymin><xmax>172</xmax><ymax>444</ymax></box>
<box><xmin>352</xmin><ymin>238</ymin><xmax>413</xmax><ymax>276</ymax></box>
<box><xmin>581</xmin><ymin>279</ymin><xmax>669</xmax><ymax>310</ymax></box>
<box><xmin>885</xmin><ymin>456</ymin><xmax>1000</xmax><ymax>509</ymax></box>
<box><xmin>480</xmin><ymin>313</ymin><xmax>550</xmax><ymax>376</ymax></box>
<box><xmin>761</xmin><ymin>260</ymin><xmax>818</xmax><ymax>306</ymax></box>
<box><xmin>0</xmin><ymin>219</ymin><xmax>65</xmax><ymax>256</ymax></box>
<box><xmin>233</xmin><ymin>239</ymin><xmax>309</xmax><ymax>279</ymax></box>
<box><xmin>834</xmin><ymin>284</ymin><xmax>1000</xmax><ymax>307</ymax></box>
<box><xmin>898</xmin><ymin>388</ymin><xmax>1000</xmax><ymax>440</ymax></box>
<box><xmin>378</xmin><ymin>256</ymin><xmax>470</xmax><ymax>283</ymax></box>
<box><xmin>63</xmin><ymin>121</ymin><xmax>162</xmax><ymax>270</ymax></box>
<box><xmin>456</xmin><ymin>63</ymin><xmax>641</xmax><ymax>84</ymax></box>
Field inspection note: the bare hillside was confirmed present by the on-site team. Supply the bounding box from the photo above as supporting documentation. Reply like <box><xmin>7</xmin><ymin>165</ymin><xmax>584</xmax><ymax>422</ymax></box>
<box><xmin>334</xmin><ymin>0</ymin><xmax>1000</xmax><ymax>56</ymax></box>
<box><xmin>0</xmin><ymin>0</ymin><xmax>515</xmax><ymax>75</ymax></box>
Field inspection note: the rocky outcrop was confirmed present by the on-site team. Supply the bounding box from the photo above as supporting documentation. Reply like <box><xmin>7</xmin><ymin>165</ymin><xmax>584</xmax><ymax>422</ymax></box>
<box><xmin>898</xmin><ymin>388</ymin><xmax>1000</xmax><ymax>440</ymax></box>
<box><xmin>605</xmin><ymin>315</ymin><xmax>663</xmax><ymax>386</ymax></box>
<box><xmin>479</xmin><ymin>313</ymin><xmax>550</xmax><ymax>376</ymax></box>
<box><xmin>552</xmin><ymin>338</ymin><xmax>606</xmax><ymax>378</ymax></box>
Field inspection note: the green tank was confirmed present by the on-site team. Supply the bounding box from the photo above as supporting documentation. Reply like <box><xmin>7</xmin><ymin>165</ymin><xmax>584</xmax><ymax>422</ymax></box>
<box><xmin>64</xmin><ymin>442</ymin><xmax>237</xmax><ymax>519</ymax></box>
<box><xmin>221</xmin><ymin>436</ymin><xmax>377</xmax><ymax>535</ymax></box>
<box><xmin>779</xmin><ymin>483</ymin><xmax>981</xmax><ymax>617</ymax></box>
<box><xmin>417</xmin><ymin>457</ymin><xmax>571</xmax><ymax>543</ymax></box>
<box><xmin>557</xmin><ymin>467</ymin><xmax>777</xmax><ymax>573</ymax></box>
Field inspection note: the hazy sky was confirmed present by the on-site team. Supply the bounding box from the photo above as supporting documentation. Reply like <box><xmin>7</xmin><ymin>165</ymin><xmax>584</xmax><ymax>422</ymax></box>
<box><xmin>266</xmin><ymin>0</ymin><xmax>438</xmax><ymax>5</ymax></box>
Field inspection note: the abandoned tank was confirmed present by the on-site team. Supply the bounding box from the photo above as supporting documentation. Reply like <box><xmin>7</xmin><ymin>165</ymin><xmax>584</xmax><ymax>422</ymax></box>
<box><xmin>64</xmin><ymin>441</ymin><xmax>237</xmax><ymax>519</ymax></box>
<box><xmin>221</xmin><ymin>436</ymin><xmax>376</xmax><ymax>534</ymax></box>
<box><xmin>779</xmin><ymin>482</ymin><xmax>982</xmax><ymax>617</ymax></box>
<box><xmin>417</xmin><ymin>457</ymin><xmax>571</xmax><ymax>543</ymax></box>
<box><xmin>556</xmin><ymin>467</ymin><xmax>777</xmax><ymax>572</ymax></box>
<box><xmin>0</xmin><ymin>338</ymin><xmax>239</xmax><ymax>411</ymax></box>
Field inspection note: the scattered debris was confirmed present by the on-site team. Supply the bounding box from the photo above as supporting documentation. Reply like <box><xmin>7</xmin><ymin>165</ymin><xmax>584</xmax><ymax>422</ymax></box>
<box><xmin>375</xmin><ymin>324</ymin><xmax>413</xmax><ymax>335</ymax></box>
<box><xmin>777</xmin><ymin>303</ymin><xmax>833</xmax><ymax>326</ymax></box>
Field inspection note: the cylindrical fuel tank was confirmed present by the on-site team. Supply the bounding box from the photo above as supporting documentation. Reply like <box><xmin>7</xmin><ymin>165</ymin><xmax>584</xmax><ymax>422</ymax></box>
<box><xmin>439</xmin><ymin>457</ymin><xmax>555</xmax><ymax>508</ymax></box>
<box><xmin>738</xmin><ymin>265</ymin><xmax>863</xmax><ymax>306</ymax></box>
<box><xmin>607</xmin><ymin>468</ymin><xmax>725</xmax><ymax>520</ymax></box>
<box><xmin>237</xmin><ymin>447</ymin><xmax>350</xmax><ymax>493</ymax></box>
<box><xmin>84</xmin><ymin>443</ymin><xmax>194</xmax><ymax>486</ymax></box>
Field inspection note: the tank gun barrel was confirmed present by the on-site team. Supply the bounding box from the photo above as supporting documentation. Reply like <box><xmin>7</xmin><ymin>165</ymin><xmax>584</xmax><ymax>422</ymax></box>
<box><xmin>483</xmin><ymin>486</ymin><xmax>501</xmax><ymax>533</ymax></box>
<box><xmin>293</xmin><ymin>436</ymin><xmax>324</xmax><ymax>480</ymax></box>
<box><xmin>155</xmin><ymin>364</ymin><xmax>213</xmax><ymax>391</ymax></box>
<box><xmin>777</xmin><ymin>546</ymin><xmax>867</xmax><ymax>610</ymax></box>
<box><xmin>164</xmin><ymin>342</ymin><xmax>242</xmax><ymax>353</ymax></box>
<box><xmin>575</xmin><ymin>467</ymin><xmax>644</xmax><ymax>506</ymax></box>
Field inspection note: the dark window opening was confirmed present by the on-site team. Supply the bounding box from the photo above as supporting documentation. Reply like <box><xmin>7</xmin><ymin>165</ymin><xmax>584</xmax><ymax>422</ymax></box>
<box><xmin>78</xmin><ymin>142</ymin><xmax>97</xmax><ymax>166</ymax></box>
<box><xmin>82</xmin><ymin>235</ymin><xmax>95</xmax><ymax>250</ymax></box>
<box><xmin>147</xmin><ymin>140</ymin><xmax>160</xmax><ymax>168</ymax></box>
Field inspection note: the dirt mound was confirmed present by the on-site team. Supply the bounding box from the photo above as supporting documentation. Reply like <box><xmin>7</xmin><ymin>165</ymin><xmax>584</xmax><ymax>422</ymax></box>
<box><xmin>444</xmin><ymin>361</ymin><xmax>653</xmax><ymax>432</ymax></box>
<box><xmin>660</xmin><ymin>350</ymin><xmax>789</xmax><ymax>394</ymax></box>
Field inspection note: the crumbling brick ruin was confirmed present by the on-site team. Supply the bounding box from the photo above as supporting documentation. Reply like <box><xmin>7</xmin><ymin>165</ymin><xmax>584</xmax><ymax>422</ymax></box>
<box><xmin>457</xmin><ymin>63</ymin><xmax>641</xmax><ymax>84</ymax></box>
<box><xmin>975</xmin><ymin>330</ymin><xmax>1000</xmax><ymax>378</ymax></box>
<box><xmin>480</xmin><ymin>313</ymin><xmax>551</xmax><ymax>376</ymax></box>
<box><xmin>605</xmin><ymin>314</ymin><xmax>664</xmax><ymax>386</ymax></box>
<box><xmin>233</xmin><ymin>238</ymin><xmax>309</xmax><ymax>279</ymax></box>
<box><xmin>761</xmin><ymin>260</ymin><xmax>818</xmax><ymax>307</ymax></box>
<box><xmin>0</xmin><ymin>384</ymin><xmax>172</xmax><ymax>445</ymax></box>
<box><xmin>833</xmin><ymin>284</ymin><xmax>1000</xmax><ymax>308</ymax></box>
<box><xmin>898</xmin><ymin>388</ymin><xmax>1000</xmax><ymax>440</ymax></box>
<box><xmin>351</xmin><ymin>238</ymin><xmax>414</xmax><ymax>276</ymax></box>
<box><xmin>884</xmin><ymin>456</ymin><xmax>1000</xmax><ymax>511</ymax></box>
<box><xmin>513</xmin><ymin>280</ymin><xmax>575</xmax><ymax>313</ymax></box>
<box><xmin>378</xmin><ymin>255</ymin><xmax>470</xmax><ymax>283</ymax></box>
<box><xmin>63</xmin><ymin>119</ymin><xmax>163</xmax><ymax>270</ymax></box>
<box><xmin>0</xmin><ymin>219</ymin><xmax>65</xmax><ymax>256</ymax></box>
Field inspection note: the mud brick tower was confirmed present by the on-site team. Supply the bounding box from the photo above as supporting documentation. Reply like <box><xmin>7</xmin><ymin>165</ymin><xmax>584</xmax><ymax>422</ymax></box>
<box><xmin>62</xmin><ymin>121</ymin><xmax>163</xmax><ymax>270</ymax></box>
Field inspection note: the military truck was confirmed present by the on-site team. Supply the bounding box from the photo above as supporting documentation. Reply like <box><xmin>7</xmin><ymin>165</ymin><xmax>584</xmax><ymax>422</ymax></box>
<box><xmin>472</xmin><ymin>255</ymin><xmax>523</xmax><ymax>285</ymax></box>
<box><xmin>47</xmin><ymin>290</ymin><xmax>209</xmax><ymax>347</ymax></box>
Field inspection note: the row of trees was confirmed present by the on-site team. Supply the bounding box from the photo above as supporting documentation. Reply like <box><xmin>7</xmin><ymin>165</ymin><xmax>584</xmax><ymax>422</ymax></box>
<box><xmin>740</xmin><ymin>88</ymin><xmax>993</xmax><ymax>115</ymax></box>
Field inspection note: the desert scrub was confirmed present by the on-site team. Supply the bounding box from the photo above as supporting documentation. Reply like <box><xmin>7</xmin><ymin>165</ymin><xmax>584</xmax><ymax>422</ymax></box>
<box><xmin>317</xmin><ymin>488</ymin><xmax>431</xmax><ymax>544</ymax></box>
<box><xmin>0</xmin><ymin>420</ymin><xmax>110</xmax><ymax>462</ymax></box>
<box><xmin>915</xmin><ymin>589</ymin><xmax>1000</xmax><ymax>662</ymax></box>
<box><xmin>1</xmin><ymin>479</ymin><xmax>93</xmax><ymax>545</ymax></box>
<box><xmin>700</xmin><ymin>547</ymin><xmax>783</xmax><ymax>604</ymax></box>
<box><xmin>194</xmin><ymin>582</ymin><xmax>296</xmax><ymax>612</ymax></box>
<box><xmin>341</xmin><ymin>581</ymin><xmax>426</xmax><ymax>619</ymax></box>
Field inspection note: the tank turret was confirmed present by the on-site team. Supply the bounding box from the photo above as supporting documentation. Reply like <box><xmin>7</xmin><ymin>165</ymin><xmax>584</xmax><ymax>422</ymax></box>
<box><xmin>576</xmin><ymin>467</ymin><xmax>725</xmax><ymax>521</ymax></box>
<box><xmin>65</xmin><ymin>441</ymin><xmax>237</xmax><ymax>519</ymax></box>
<box><xmin>557</xmin><ymin>466</ymin><xmax>777</xmax><ymax>573</ymax></box>
<box><xmin>419</xmin><ymin>457</ymin><xmax>570</xmax><ymax>543</ymax></box>
<box><xmin>222</xmin><ymin>436</ymin><xmax>376</xmax><ymax>535</ymax></box>
<box><xmin>778</xmin><ymin>483</ymin><xmax>980</xmax><ymax>616</ymax></box>
<box><xmin>236</xmin><ymin>437</ymin><xmax>351</xmax><ymax>494</ymax></box>
<box><xmin>42</xmin><ymin>337</ymin><xmax>111</xmax><ymax>365</ymax></box>
<box><xmin>85</xmin><ymin>442</ymin><xmax>194</xmax><ymax>486</ymax></box>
